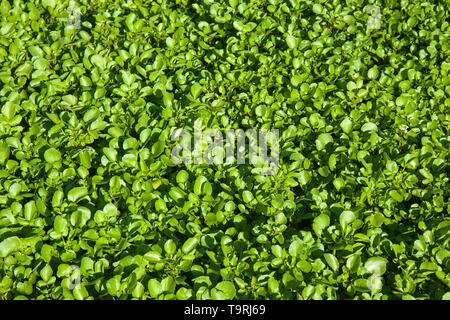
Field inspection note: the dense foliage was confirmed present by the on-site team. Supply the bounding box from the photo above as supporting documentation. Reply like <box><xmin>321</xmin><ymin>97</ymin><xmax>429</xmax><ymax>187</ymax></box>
<box><xmin>0</xmin><ymin>0</ymin><xmax>449</xmax><ymax>300</ymax></box>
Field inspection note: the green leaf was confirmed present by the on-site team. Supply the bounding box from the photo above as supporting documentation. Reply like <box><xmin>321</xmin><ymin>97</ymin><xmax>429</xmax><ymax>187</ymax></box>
<box><xmin>40</xmin><ymin>264</ymin><xmax>53</xmax><ymax>282</ymax></box>
<box><xmin>368</xmin><ymin>66</ymin><xmax>379</xmax><ymax>79</ymax></box>
<box><xmin>313</xmin><ymin>214</ymin><xmax>330</xmax><ymax>236</ymax></box>
<box><xmin>182</xmin><ymin>237</ymin><xmax>199</xmax><ymax>253</ymax></box>
<box><xmin>123</xmin><ymin>137</ymin><xmax>139</xmax><ymax>150</ymax></box>
<box><xmin>152</xmin><ymin>141</ymin><xmax>165</xmax><ymax>157</ymax></box>
<box><xmin>161</xmin><ymin>276</ymin><xmax>176</xmax><ymax>293</ymax></box>
<box><xmin>333</xmin><ymin>177</ymin><xmax>345</xmax><ymax>191</ymax></box>
<box><xmin>121</xmin><ymin>70</ymin><xmax>133</xmax><ymax>86</ymax></box>
<box><xmin>312</xmin><ymin>3</ymin><xmax>323</xmax><ymax>14</ymax></box>
<box><xmin>354</xmin><ymin>279</ymin><xmax>370</xmax><ymax>292</ymax></box>
<box><xmin>297</xmin><ymin>261</ymin><xmax>312</xmax><ymax>273</ymax></box>
<box><xmin>144</xmin><ymin>251</ymin><xmax>162</xmax><ymax>263</ymax></box>
<box><xmin>298</xmin><ymin>170</ymin><xmax>311</xmax><ymax>186</ymax></box>
<box><xmin>155</xmin><ymin>198</ymin><xmax>167</xmax><ymax>212</ymax></box>
<box><xmin>324</xmin><ymin>253</ymin><xmax>339</xmax><ymax>272</ymax></box>
<box><xmin>390</xmin><ymin>190</ymin><xmax>403</xmax><ymax>202</ymax></box>
<box><xmin>148</xmin><ymin>279</ymin><xmax>162</xmax><ymax>298</ymax></box>
<box><xmin>0</xmin><ymin>142</ymin><xmax>10</xmax><ymax>164</ymax></box>
<box><xmin>42</xmin><ymin>0</ymin><xmax>56</xmax><ymax>8</ymax></box>
<box><xmin>103</xmin><ymin>148</ymin><xmax>118</xmax><ymax>162</ymax></box>
<box><xmin>0</xmin><ymin>236</ymin><xmax>21</xmax><ymax>258</ymax></box>
<box><xmin>191</xmin><ymin>83</ymin><xmax>203</xmax><ymax>99</ymax></box>
<box><xmin>211</xmin><ymin>281</ymin><xmax>236</xmax><ymax>300</ymax></box>
<box><xmin>286</xmin><ymin>35</ymin><xmax>297</xmax><ymax>50</ymax></box>
<box><xmin>54</xmin><ymin>216</ymin><xmax>68</xmax><ymax>234</ymax></box>
<box><xmin>68</xmin><ymin>187</ymin><xmax>88</xmax><ymax>203</ymax></box>
<box><xmin>242</xmin><ymin>190</ymin><xmax>253</xmax><ymax>203</ymax></box>
<box><xmin>268</xmin><ymin>278</ymin><xmax>279</xmax><ymax>294</ymax></box>
<box><xmin>176</xmin><ymin>170</ymin><xmax>189</xmax><ymax>184</ymax></box>
<box><xmin>233</xmin><ymin>21</ymin><xmax>245</xmax><ymax>32</ymax></box>
<box><xmin>316</xmin><ymin>133</ymin><xmax>333</xmax><ymax>151</ymax></box>
<box><xmin>24</xmin><ymin>200</ymin><xmax>37</xmax><ymax>220</ymax></box>
<box><xmin>365</xmin><ymin>257</ymin><xmax>388</xmax><ymax>275</ymax></box>
<box><xmin>194</xmin><ymin>176</ymin><xmax>208</xmax><ymax>196</ymax></box>
<box><xmin>106</xmin><ymin>277</ymin><xmax>121</xmax><ymax>297</ymax></box>
<box><xmin>346</xmin><ymin>255</ymin><xmax>361</xmax><ymax>273</ymax></box>
<box><xmin>40</xmin><ymin>244</ymin><xmax>53</xmax><ymax>263</ymax></box>
<box><xmin>340</xmin><ymin>118</ymin><xmax>353</xmax><ymax>133</ymax></box>
<box><xmin>164</xmin><ymin>239</ymin><xmax>177</xmax><ymax>255</ymax></box>
<box><xmin>91</xmin><ymin>54</ymin><xmax>106</xmax><ymax>70</ymax></box>
<box><xmin>44</xmin><ymin>148</ymin><xmax>61</xmax><ymax>163</ymax></box>
<box><xmin>73</xmin><ymin>285</ymin><xmax>89</xmax><ymax>300</ymax></box>
<box><xmin>132</xmin><ymin>282</ymin><xmax>145</xmax><ymax>298</ymax></box>
<box><xmin>339</xmin><ymin>210</ymin><xmax>355</xmax><ymax>230</ymax></box>
<box><xmin>291</xmin><ymin>75</ymin><xmax>302</xmax><ymax>87</ymax></box>
<box><xmin>289</xmin><ymin>240</ymin><xmax>302</xmax><ymax>257</ymax></box>
<box><xmin>361</xmin><ymin>122</ymin><xmax>378</xmax><ymax>133</ymax></box>
<box><xmin>229</xmin><ymin>0</ymin><xmax>238</xmax><ymax>8</ymax></box>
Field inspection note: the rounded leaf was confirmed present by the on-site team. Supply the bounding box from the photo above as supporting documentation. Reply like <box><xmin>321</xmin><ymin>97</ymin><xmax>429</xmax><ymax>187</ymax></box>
<box><xmin>44</xmin><ymin>148</ymin><xmax>61</xmax><ymax>163</ymax></box>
